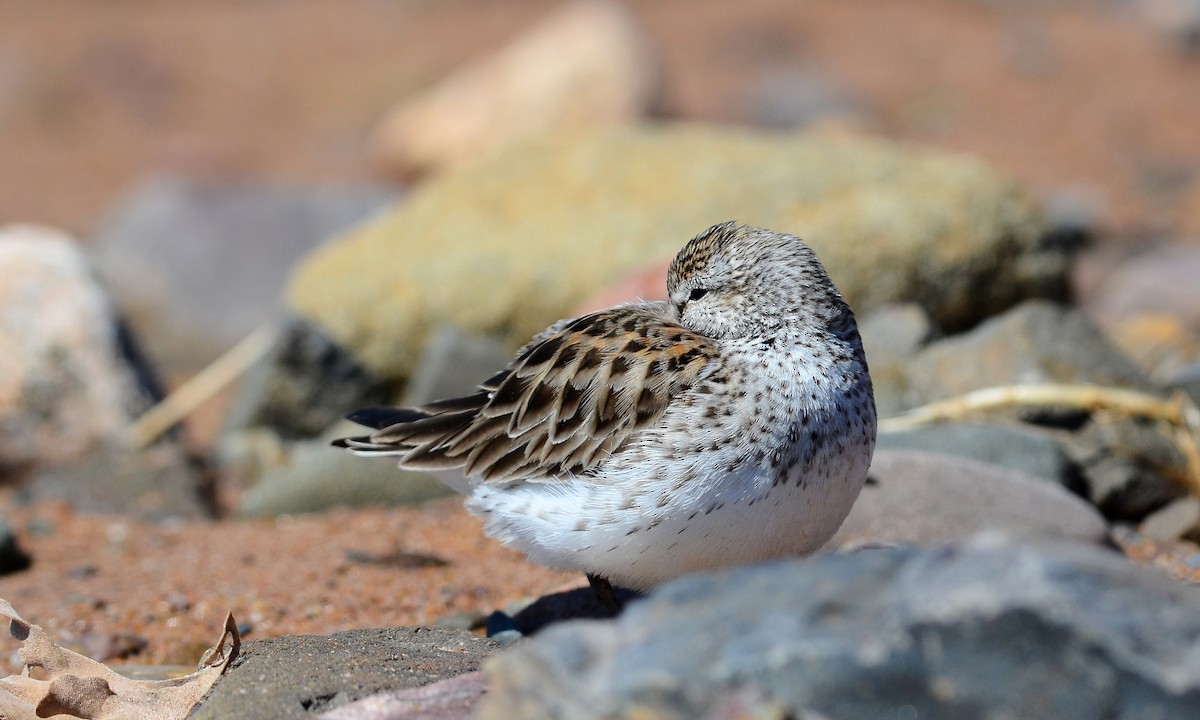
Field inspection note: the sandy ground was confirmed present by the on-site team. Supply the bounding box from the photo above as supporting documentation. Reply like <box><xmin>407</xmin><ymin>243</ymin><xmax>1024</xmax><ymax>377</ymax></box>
<box><xmin>0</xmin><ymin>496</ymin><xmax>573</xmax><ymax>669</ymax></box>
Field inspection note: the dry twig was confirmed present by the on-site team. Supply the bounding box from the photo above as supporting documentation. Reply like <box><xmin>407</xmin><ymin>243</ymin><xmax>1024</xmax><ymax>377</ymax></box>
<box><xmin>125</xmin><ymin>324</ymin><xmax>280</xmax><ymax>449</ymax></box>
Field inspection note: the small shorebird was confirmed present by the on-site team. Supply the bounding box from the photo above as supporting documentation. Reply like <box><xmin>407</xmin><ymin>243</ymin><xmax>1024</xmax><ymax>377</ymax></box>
<box><xmin>336</xmin><ymin>221</ymin><xmax>876</xmax><ymax>607</ymax></box>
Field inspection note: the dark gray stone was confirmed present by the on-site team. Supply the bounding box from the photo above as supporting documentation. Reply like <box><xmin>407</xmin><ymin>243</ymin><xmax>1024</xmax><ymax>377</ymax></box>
<box><xmin>858</xmin><ymin>303</ymin><xmax>938</xmax><ymax>415</ymax></box>
<box><xmin>20</xmin><ymin>444</ymin><xmax>211</xmax><ymax>519</ymax></box>
<box><xmin>223</xmin><ymin>315</ymin><xmax>391</xmax><ymax>441</ymax></box>
<box><xmin>875</xmin><ymin>422</ymin><xmax>1080</xmax><ymax>489</ymax></box>
<box><xmin>193</xmin><ymin>626</ymin><xmax>498</xmax><ymax>720</ymax></box>
<box><xmin>235</xmin><ymin>428</ymin><xmax>453</xmax><ymax>518</ymax></box>
<box><xmin>1077</xmin><ymin>455</ymin><xmax>1186</xmax><ymax>523</ymax></box>
<box><xmin>858</xmin><ymin>303</ymin><xmax>938</xmax><ymax>364</ymax></box>
<box><xmin>1067</xmin><ymin>416</ymin><xmax>1190</xmax><ymax>522</ymax></box>
<box><xmin>480</xmin><ymin>534</ymin><xmax>1200</xmax><ymax>720</ymax></box>
<box><xmin>402</xmin><ymin>326</ymin><xmax>513</xmax><ymax>406</ymax></box>
<box><xmin>892</xmin><ymin>300</ymin><xmax>1153</xmax><ymax>415</ymax></box>
<box><xmin>826</xmin><ymin>449</ymin><xmax>1108</xmax><ymax>550</ymax></box>
<box><xmin>0</xmin><ymin>512</ymin><xmax>31</xmax><ymax>575</ymax></box>
<box><xmin>91</xmin><ymin>176</ymin><xmax>399</xmax><ymax>373</ymax></box>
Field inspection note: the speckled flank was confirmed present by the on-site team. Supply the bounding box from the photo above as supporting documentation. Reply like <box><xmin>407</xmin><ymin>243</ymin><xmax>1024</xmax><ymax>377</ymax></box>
<box><xmin>339</xmin><ymin>222</ymin><xmax>877</xmax><ymax>591</ymax></box>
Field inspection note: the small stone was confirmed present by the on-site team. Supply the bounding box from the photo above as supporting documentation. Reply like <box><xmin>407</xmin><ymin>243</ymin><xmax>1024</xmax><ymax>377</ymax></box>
<box><xmin>1105</xmin><ymin>313</ymin><xmax>1200</xmax><ymax>383</ymax></box>
<box><xmin>858</xmin><ymin>302</ymin><xmax>938</xmax><ymax>364</ymax></box>
<box><xmin>67</xmin><ymin>564</ymin><xmax>98</xmax><ymax>579</ymax></box>
<box><xmin>372</xmin><ymin>0</ymin><xmax>660</xmax><ymax>175</ymax></box>
<box><xmin>236</xmin><ymin>431</ymin><xmax>452</xmax><ymax>518</ymax></box>
<box><xmin>75</xmin><ymin>631</ymin><xmax>148</xmax><ymax>662</ymax></box>
<box><xmin>1083</xmin><ymin>242</ymin><xmax>1200</xmax><ymax>332</ymax></box>
<box><xmin>225</xmin><ymin>326</ymin><xmax>508</xmax><ymax>515</ymax></box>
<box><xmin>876</xmin><ymin>422</ymin><xmax>1083</xmax><ymax>490</ymax></box>
<box><xmin>746</xmin><ymin>65</ymin><xmax>869</xmax><ymax>130</ymax></box>
<box><xmin>859</xmin><ymin>303</ymin><xmax>940</xmax><ymax>416</ymax></box>
<box><xmin>1167</xmin><ymin>360</ymin><xmax>1200</xmax><ymax>406</ymax></box>
<box><xmin>895</xmin><ymin>301</ymin><xmax>1153</xmax><ymax>415</ymax></box>
<box><xmin>91</xmin><ymin>176</ymin><xmax>398</xmax><ymax>373</ymax></box>
<box><xmin>1067</xmin><ymin>417</ymin><xmax>1190</xmax><ymax>522</ymax></box>
<box><xmin>222</xmin><ymin>315</ymin><xmax>391</xmax><ymax>441</ymax></box>
<box><xmin>826</xmin><ymin>449</ymin><xmax>1108</xmax><ymax>551</ymax></box>
<box><xmin>402</xmin><ymin>326</ymin><xmax>513</xmax><ymax>406</ymax></box>
<box><xmin>1140</xmin><ymin>497</ymin><xmax>1200</xmax><ymax>542</ymax></box>
<box><xmin>25</xmin><ymin>443</ymin><xmax>211</xmax><ymax>520</ymax></box>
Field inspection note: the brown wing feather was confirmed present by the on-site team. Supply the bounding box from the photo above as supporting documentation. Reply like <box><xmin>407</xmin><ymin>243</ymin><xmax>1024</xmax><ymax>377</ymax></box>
<box><xmin>346</xmin><ymin>302</ymin><xmax>717</xmax><ymax>484</ymax></box>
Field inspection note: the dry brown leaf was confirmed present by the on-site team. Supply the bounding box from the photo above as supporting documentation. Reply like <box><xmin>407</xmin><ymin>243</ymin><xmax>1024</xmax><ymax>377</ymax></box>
<box><xmin>0</xmin><ymin>598</ymin><xmax>239</xmax><ymax>720</ymax></box>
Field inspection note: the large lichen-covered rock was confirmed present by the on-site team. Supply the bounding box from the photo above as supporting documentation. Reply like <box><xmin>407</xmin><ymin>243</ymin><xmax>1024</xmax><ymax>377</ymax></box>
<box><xmin>287</xmin><ymin>126</ymin><xmax>1065</xmax><ymax>382</ymax></box>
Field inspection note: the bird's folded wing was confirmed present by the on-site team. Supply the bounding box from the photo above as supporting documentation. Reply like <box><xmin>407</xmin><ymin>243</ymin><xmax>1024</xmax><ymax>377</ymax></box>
<box><xmin>354</xmin><ymin>303</ymin><xmax>718</xmax><ymax>484</ymax></box>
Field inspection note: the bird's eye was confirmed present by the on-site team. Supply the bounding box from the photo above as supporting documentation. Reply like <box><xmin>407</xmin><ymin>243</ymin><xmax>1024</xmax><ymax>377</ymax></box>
<box><xmin>688</xmin><ymin>287</ymin><xmax>709</xmax><ymax>302</ymax></box>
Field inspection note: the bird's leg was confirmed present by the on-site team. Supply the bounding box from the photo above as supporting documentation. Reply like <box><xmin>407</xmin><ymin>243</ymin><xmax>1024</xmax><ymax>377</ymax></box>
<box><xmin>586</xmin><ymin>573</ymin><xmax>624</xmax><ymax>616</ymax></box>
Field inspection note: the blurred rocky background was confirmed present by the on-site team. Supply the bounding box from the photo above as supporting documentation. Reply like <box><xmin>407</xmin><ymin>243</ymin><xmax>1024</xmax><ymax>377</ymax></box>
<box><xmin>3</xmin><ymin>0</ymin><xmax>1200</xmax><ymax>717</ymax></box>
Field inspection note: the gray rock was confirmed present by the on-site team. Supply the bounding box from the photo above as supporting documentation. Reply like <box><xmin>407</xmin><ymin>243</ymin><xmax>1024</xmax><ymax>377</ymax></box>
<box><xmin>1166</xmin><ymin>359</ymin><xmax>1200</xmax><ymax>406</ymax></box>
<box><xmin>826</xmin><ymin>449</ymin><xmax>1107</xmax><ymax>550</ymax></box>
<box><xmin>858</xmin><ymin>303</ymin><xmax>938</xmax><ymax>364</ymax></box>
<box><xmin>1078</xmin><ymin>455</ymin><xmax>1186</xmax><ymax>523</ymax></box>
<box><xmin>1140</xmin><ymin>497</ymin><xmax>1200</xmax><ymax>543</ymax></box>
<box><xmin>747</xmin><ymin>66</ymin><xmax>870</xmax><ymax>130</ymax></box>
<box><xmin>0</xmin><ymin>512</ymin><xmax>31</xmax><ymax>575</ymax></box>
<box><xmin>402</xmin><ymin>326</ymin><xmax>513</xmax><ymax>406</ymax></box>
<box><xmin>1067</xmin><ymin>415</ymin><xmax>1190</xmax><ymax>521</ymax></box>
<box><xmin>858</xmin><ymin>303</ymin><xmax>938</xmax><ymax>414</ymax></box>
<box><xmin>288</xmin><ymin>128</ymin><xmax>1065</xmax><ymax>383</ymax></box>
<box><xmin>223</xmin><ymin>315</ymin><xmax>391</xmax><ymax>441</ymax></box>
<box><xmin>893</xmin><ymin>300</ymin><xmax>1153</xmax><ymax>416</ymax></box>
<box><xmin>20</xmin><ymin>443</ymin><xmax>211</xmax><ymax>519</ymax></box>
<box><xmin>871</xmin><ymin>301</ymin><xmax>1180</xmax><ymax>523</ymax></box>
<box><xmin>1083</xmin><ymin>242</ymin><xmax>1200</xmax><ymax>330</ymax></box>
<box><xmin>0</xmin><ymin>224</ymin><xmax>161</xmax><ymax>470</ymax></box>
<box><xmin>193</xmin><ymin>627</ymin><xmax>498</xmax><ymax>720</ymax></box>
<box><xmin>316</xmin><ymin>671</ymin><xmax>488</xmax><ymax>720</ymax></box>
<box><xmin>480</xmin><ymin>533</ymin><xmax>1200</xmax><ymax>720</ymax></box>
<box><xmin>875</xmin><ymin>422</ymin><xmax>1081</xmax><ymax>489</ymax></box>
<box><xmin>91</xmin><ymin>176</ymin><xmax>398</xmax><ymax>373</ymax></box>
<box><xmin>236</xmin><ymin>429</ymin><xmax>452</xmax><ymax>518</ymax></box>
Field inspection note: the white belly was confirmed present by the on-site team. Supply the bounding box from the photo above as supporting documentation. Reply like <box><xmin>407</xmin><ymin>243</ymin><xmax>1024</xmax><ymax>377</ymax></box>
<box><xmin>466</xmin><ymin>411</ymin><xmax>874</xmax><ymax>591</ymax></box>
